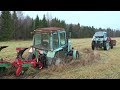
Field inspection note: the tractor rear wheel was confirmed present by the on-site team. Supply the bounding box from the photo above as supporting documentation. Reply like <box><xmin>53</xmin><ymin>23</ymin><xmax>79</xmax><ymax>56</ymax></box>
<box><xmin>51</xmin><ymin>51</ymin><xmax>65</xmax><ymax>65</ymax></box>
<box><xmin>65</xmin><ymin>55</ymin><xmax>73</xmax><ymax>63</ymax></box>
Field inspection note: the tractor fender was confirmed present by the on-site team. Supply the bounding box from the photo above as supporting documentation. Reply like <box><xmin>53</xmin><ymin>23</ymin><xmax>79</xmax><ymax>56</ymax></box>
<box><xmin>47</xmin><ymin>47</ymin><xmax>63</xmax><ymax>58</ymax></box>
<box><xmin>47</xmin><ymin>51</ymin><xmax>56</xmax><ymax>58</ymax></box>
<box><xmin>46</xmin><ymin>52</ymin><xmax>55</xmax><ymax>66</ymax></box>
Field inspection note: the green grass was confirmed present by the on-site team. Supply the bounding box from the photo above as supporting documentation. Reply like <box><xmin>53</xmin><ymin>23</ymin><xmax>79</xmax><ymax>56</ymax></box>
<box><xmin>1</xmin><ymin>38</ymin><xmax>120</xmax><ymax>79</ymax></box>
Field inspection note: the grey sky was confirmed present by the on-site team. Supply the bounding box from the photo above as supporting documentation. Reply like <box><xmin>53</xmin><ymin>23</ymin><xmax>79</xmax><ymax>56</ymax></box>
<box><xmin>23</xmin><ymin>11</ymin><xmax>120</xmax><ymax>30</ymax></box>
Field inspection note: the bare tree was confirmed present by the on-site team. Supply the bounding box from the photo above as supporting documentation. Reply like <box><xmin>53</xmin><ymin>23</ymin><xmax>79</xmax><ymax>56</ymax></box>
<box><xmin>16</xmin><ymin>11</ymin><xmax>24</xmax><ymax>20</ymax></box>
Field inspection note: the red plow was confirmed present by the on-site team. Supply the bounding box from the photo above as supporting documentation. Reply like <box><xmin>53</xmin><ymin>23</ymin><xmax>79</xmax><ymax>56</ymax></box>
<box><xmin>0</xmin><ymin>47</ymin><xmax>43</xmax><ymax>77</ymax></box>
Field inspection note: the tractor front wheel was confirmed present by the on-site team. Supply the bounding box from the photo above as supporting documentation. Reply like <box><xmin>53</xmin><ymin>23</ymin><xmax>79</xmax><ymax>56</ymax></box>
<box><xmin>110</xmin><ymin>42</ymin><xmax>113</xmax><ymax>49</ymax></box>
<box><xmin>76</xmin><ymin>51</ymin><xmax>80</xmax><ymax>59</ymax></box>
<box><xmin>103</xmin><ymin>41</ymin><xmax>110</xmax><ymax>50</ymax></box>
<box><xmin>92</xmin><ymin>41</ymin><xmax>95</xmax><ymax>50</ymax></box>
<box><xmin>72</xmin><ymin>50</ymin><xmax>80</xmax><ymax>60</ymax></box>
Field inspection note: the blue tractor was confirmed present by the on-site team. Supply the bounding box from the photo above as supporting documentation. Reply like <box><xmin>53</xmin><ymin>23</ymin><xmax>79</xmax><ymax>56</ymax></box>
<box><xmin>91</xmin><ymin>31</ymin><xmax>116</xmax><ymax>50</ymax></box>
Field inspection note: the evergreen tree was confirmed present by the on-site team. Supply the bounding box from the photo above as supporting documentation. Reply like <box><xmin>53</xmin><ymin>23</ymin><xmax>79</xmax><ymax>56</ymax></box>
<box><xmin>11</xmin><ymin>11</ymin><xmax>18</xmax><ymax>39</ymax></box>
<box><xmin>31</xmin><ymin>18</ymin><xmax>35</xmax><ymax>30</ymax></box>
<box><xmin>0</xmin><ymin>11</ymin><xmax>13</xmax><ymax>41</ymax></box>
<box><xmin>42</xmin><ymin>14</ymin><xmax>48</xmax><ymax>27</ymax></box>
<box><xmin>35</xmin><ymin>15</ymin><xmax>40</xmax><ymax>29</ymax></box>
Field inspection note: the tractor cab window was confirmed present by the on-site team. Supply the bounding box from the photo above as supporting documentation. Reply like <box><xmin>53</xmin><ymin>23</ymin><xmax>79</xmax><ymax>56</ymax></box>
<box><xmin>41</xmin><ymin>33</ymin><xmax>50</xmax><ymax>47</ymax></box>
<box><xmin>34</xmin><ymin>34</ymin><xmax>41</xmax><ymax>45</ymax></box>
<box><xmin>60</xmin><ymin>32</ymin><xmax>66</xmax><ymax>46</ymax></box>
<box><xmin>33</xmin><ymin>33</ymin><xmax>50</xmax><ymax>50</ymax></box>
<box><xmin>53</xmin><ymin>33</ymin><xmax>59</xmax><ymax>49</ymax></box>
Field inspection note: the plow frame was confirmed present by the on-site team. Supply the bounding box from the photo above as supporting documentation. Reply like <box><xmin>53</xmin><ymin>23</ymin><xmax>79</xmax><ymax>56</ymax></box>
<box><xmin>12</xmin><ymin>47</ymin><xmax>43</xmax><ymax>76</ymax></box>
<box><xmin>0</xmin><ymin>46</ymin><xmax>11</xmax><ymax>73</ymax></box>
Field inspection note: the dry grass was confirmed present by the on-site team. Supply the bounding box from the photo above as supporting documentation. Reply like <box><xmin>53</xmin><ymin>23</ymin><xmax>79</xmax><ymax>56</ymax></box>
<box><xmin>0</xmin><ymin>38</ymin><xmax>120</xmax><ymax>79</ymax></box>
<box><xmin>0</xmin><ymin>40</ymin><xmax>32</xmax><ymax>62</ymax></box>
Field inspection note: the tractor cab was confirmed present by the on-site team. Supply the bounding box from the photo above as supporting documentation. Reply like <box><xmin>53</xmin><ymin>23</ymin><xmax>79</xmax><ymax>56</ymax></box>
<box><xmin>32</xmin><ymin>27</ymin><xmax>68</xmax><ymax>53</ymax></box>
<box><xmin>30</xmin><ymin>27</ymin><xmax>79</xmax><ymax>66</ymax></box>
<box><xmin>92</xmin><ymin>31</ymin><xmax>108</xmax><ymax>42</ymax></box>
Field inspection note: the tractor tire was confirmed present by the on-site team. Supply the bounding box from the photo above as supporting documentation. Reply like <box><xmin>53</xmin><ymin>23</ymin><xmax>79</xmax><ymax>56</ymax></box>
<box><xmin>65</xmin><ymin>55</ymin><xmax>73</xmax><ymax>63</ymax></box>
<box><xmin>92</xmin><ymin>41</ymin><xmax>95</xmax><ymax>50</ymax></box>
<box><xmin>103</xmin><ymin>41</ymin><xmax>109</xmax><ymax>50</ymax></box>
<box><xmin>110</xmin><ymin>43</ymin><xmax>113</xmax><ymax>49</ymax></box>
<box><xmin>51</xmin><ymin>51</ymin><xmax>65</xmax><ymax>65</ymax></box>
<box><xmin>39</xmin><ymin>55</ymin><xmax>48</xmax><ymax>68</ymax></box>
<box><xmin>103</xmin><ymin>43</ymin><xmax>107</xmax><ymax>50</ymax></box>
<box><xmin>103</xmin><ymin>42</ymin><xmax>107</xmax><ymax>50</ymax></box>
<box><xmin>111</xmin><ymin>45</ymin><xmax>113</xmax><ymax>49</ymax></box>
<box><xmin>76</xmin><ymin>51</ymin><xmax>80</xmax><ymax>59</ymax></box>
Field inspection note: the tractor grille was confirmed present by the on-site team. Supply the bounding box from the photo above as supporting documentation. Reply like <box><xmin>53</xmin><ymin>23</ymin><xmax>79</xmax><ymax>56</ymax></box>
<box><xmin>97</xmin><ymin>41</ymin><xmax>100</xmax><ymax>44</ymax></box>
<box><xmin>95</xmin><ymin>41</ymin><xmax>103</xmax><ymax>48</ymax></box>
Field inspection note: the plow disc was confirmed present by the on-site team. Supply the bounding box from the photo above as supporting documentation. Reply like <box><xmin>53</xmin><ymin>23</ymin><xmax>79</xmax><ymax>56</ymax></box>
<box><xmin>12</xmin><ymin>47</ymin><xmax>43</xmax><ymax>76</ymax></box>
<box><xmin>0</xmin><ymin>47</ymin><xmax>43</xmax><ymax>77</ymax></box>
<box><xmin>12</xmin><ymin>58</ymin><xmax>43</xmax><ymax>76</ymax></box>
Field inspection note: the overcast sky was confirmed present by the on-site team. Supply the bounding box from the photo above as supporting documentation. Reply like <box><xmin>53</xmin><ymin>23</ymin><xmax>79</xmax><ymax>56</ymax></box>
<box><xmin>23</xmin><ymin>11</ymin><xmax>120</xmax><ymax>30</ymax></box>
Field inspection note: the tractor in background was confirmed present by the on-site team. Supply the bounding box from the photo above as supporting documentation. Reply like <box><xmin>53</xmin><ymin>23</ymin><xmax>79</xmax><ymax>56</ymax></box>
<box><xmin>91</xmin><ymin>31</ymin><xmax>116</xmax><ymax>50</ymax></box>
<box><xmin>12</xmin><ymin>27</ymin><xmax>80</xmax><ymax>76</ymax></box>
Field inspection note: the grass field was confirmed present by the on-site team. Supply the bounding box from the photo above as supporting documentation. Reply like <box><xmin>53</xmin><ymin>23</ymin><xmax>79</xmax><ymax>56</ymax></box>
<box><xmin>0</xmin><ymin>38</ymin><xmax>120</xmax><ymax>79</ymax></box>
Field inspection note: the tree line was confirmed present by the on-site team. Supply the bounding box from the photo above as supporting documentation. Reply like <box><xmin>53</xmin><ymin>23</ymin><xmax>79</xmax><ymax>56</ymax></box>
<box><xmin>0</xmin><ymin>11</ymin><xmax>120</xmax><ymax>41</ymax></box>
